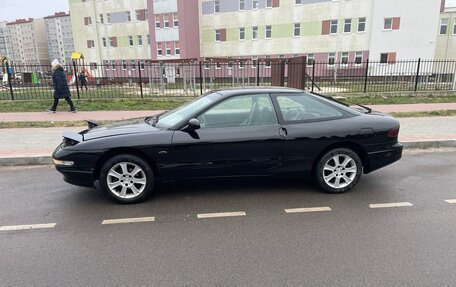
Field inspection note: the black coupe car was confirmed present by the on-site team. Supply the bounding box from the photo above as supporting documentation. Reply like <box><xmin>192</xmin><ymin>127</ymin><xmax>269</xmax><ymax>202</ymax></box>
<box><xmin>53</xmin><ymin>87</ymin><xmax>402</xmax><ymax>203</ymax></box>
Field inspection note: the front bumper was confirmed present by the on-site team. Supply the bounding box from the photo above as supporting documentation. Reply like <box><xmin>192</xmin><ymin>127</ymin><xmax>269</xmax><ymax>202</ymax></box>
<box><xmin>55</xmin><ymin>165</ymin><xmax>94</xmax><ymax>187</ymax></box>
<box><xmin>365</xmin><ymin>142</ymin><xmax>403</xmax><ymax>174</ymax></box>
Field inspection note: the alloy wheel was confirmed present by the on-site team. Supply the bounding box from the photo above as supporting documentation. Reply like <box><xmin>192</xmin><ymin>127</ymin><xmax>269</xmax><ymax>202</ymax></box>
<box><xmin>322</xmin><ymin>154</ymin><xmax>357</xmax><ymax>189</ymax></box>
<box><xmin>106</xmin><ymin>162</ymin><xmax>147</xmax><ymax>199</ymax></box>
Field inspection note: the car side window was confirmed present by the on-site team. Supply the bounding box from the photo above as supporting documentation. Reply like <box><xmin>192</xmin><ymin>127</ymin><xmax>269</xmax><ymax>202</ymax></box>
<box><xmin>198</xmin><ymin>94</ymin><xmax>277</xmax><ymax>128</ymax></box>
<box><xmin>276</xmin><ymin>93</ymin><xmax>343</xmax><ymax>122</ymax></box>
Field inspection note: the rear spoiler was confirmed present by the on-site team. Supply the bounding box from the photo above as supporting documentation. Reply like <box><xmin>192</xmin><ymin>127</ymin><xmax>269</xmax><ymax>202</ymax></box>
<box><xmin>86</xmin><ymin>119</ymin><xmax>99</xmax><ymax>130</ymax></box>
<box><xmin>62</xmin><ymin>131</ymin><xmax>83</xmax><ymax>144</ymax></box>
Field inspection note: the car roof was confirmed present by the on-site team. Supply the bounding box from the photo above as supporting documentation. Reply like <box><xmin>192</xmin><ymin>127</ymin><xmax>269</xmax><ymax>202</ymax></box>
<box><xmin>212</xmin><ymin>86</ymin><xmax>305</xmax><ymax>97</ymax></box>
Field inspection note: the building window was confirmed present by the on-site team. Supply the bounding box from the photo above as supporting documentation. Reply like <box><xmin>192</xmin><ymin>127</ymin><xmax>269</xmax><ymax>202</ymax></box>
<box><xmin>344</xmin><ymin>19</ymin><xmax>351</xmax><ymax>33</ymax></box>
<box><xmin>214</xmin><ymin>0</ymin><xmax>220</xmax><ymax>13</ymax></box>
<box><xmin>126</xmin><ymin>11</ymin><xmax>131</xmax><ymax>22</ymax></box>
<box><xmin>384</xmin><ymin>18</ymin><xmax>393</xmax><ymax>30</ymax></box>
<box><xmin>99</xmin><ymin>14</ymin><xmax>104</xmax><ymax>24</ymax></box>
<box><xmin>175</xmin><ymin>42</ymin><xmax>180</xmax><ymax>55</ymax></box>
<box><xmin>227</xmin><ymin>62</ymin><xmax>233</xmax><ymax>70</ymax></box>
<box><xmin>111</xmin><ymin>60</ymin><xmax>116</xmax><ymax>70</ymax></box>
<box><xmin>307</xmin><ymin>53</ymin><xmax>314</xmax><ymax>66</ymax></box>
<box><xmin>341</xmin><ymin>52</ymin><xmax>349</xmax><ymax>65</ymax></box>
<box><xmin>215</xmin><ymin>29</ymin><xmax>221</xmax><ymax>42</ymax></box>
<box><xmin>253</xmin><ymin>0</ymin><xmax>259</xmax><ymax>9</ymax></box>
<box><xmin>215</xmin><ymin>62</ymin><xmax>222</xmax><ymax>69</ymax></box>
<box><xmin>294</xmin><ymin>23</ymin><xmax>301</xmax><ymax>37</ymax></box>
<box><xmin>252</xmin><ymin>26</ymin><xmax>258</xmax><ymax>40</ymax></box>
<box><xmin>453</xmin><ymin>18</ymin><xmax>456</xmax><ymax>34</ymax></box>
<box><xmin>239</xmin><ymin>27</ymin><xmax>245</xmax><ymax>40</ymax></box>
<box><xmin>102</xmin><ymin>37</ymin><xmax>107</xmax><ymax>47</ymax></box>
<box><xmin>84</xmin><ymin>17</ymin><xmax>92</xmax><ymax>26</ymax></box>
<box><xmin>87</xmin><ymin>40</ymin><xmax>95</xmax><ymax>48</ymax></box>
<box><xmin>129</xmin><ymin>36</ymin><xmax>134</xmax><ymax>46</ymax></box>
<box><xmin>328</xmin><ymin>52</ymin><xmax>336</xmax><ymax>66</ymax></box>
<box><xmin>166</xmin><ymin>43</ymin><xmax>171</xmax><ymax>55</ymax></box>
<box><xmin>122</xmin><ymin>60</ymin><xmax>127</xmax><ymax>70</ymax></box>
<box><xmin>265</xmin><ymin>56</ymin><xmax>271</xmax><ymax>68</ymax></box>
<box><xmin>164</xmin><ymin>15</ymin><xmax>169</xmax><ymax>28</ymax></box>
<box><xmin>103</xmin><ymin>60</ymin><xmax>109</xmax><ymax>70</ymax></box>
<box><xmin>239</xmin><ymin>62</ymin><xmax>245</xmax><ymax>69</ymax></box>
<box><xmin>355</xmin><ymin>51</ymin><xmax>363</xmax><ymax>65</ymax></box>
<box><xmin>137</xmin><ymin>35</ymin><xmax>143</xmax><ymax>46</ymax></box>
<box><xmin>330</xmin><ymin>20</ymin><xmax>338</xmax><ymax>34</ymax></box>
<box><xmin>204</xmin><ymin>62</ymin><xmax>211</xmax><ymax>69</ymax></box>
<box><xmin>147</xmin><ymin>34</ymin><xmax>150</xmax><ymax>46</ymax></box>
<box><xmin>440</xmin><ymin>18</ymin><xmax>449</xmax><ymax>35</ymax></box>
<box><xmin>295</xmin><ymin>0</ymin><xmax>302</xmax><ymax>4</ymax></box>
<box><xmin>358</xmin><ymin>17</ymin><xmax>366</xmax><ymax>32</ymax></box>
<box><xmin>107</xmin><ymin>13</ymin><xmax>111</xmax><ymax>24</ymax></box>
<box><xmin>380</xmin><ymin>53</ymin><xmax>388</xmax><ymax>63</ymax></box>
<box><xmin>266</xmin><ymin>0</ymin><xmax>272</xmax><ymax>8</ymax></box>
<box><xmin>155</xmin><ymin>15</ymin><xmax>161</xmax><ymax>29</ymax></box>
<box><xmin>239</xmin><ymin>0</ymin><xmax>245</xmax><ymax>11</ymax></box>
<box><xmin>130</xmin><ymin>60</ymin><xmax>136</xmax><ymax>70</ymax></box>
<box><xmin>89</xmin><ymin>63</ymin><xmax>97</xmax><ymax>70</ymax></box>
<box><xmin>173</xmin><ymin>14</ymin><xmax>178</xmax><ymax>27</ymax></box>
<box><xmin>265</xmin><ymin>25</ymin><xmax>272</xmax><ymax>39</ymax></box>
<box><xmin>157</xmin><ymin>44</ymin><xmax>162</xmax><ymax>56</ymax></box>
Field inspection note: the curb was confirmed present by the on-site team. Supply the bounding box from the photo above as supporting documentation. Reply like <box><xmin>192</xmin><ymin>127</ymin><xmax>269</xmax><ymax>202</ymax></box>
<box><xmin>1</xmin><ymin>140</ymin><xmax>455</xmax><ymax>167</ymax></box>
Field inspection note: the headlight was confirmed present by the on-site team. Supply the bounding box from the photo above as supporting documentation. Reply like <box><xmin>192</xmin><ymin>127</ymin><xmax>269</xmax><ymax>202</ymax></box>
<box><xmin>53</xmin><ymin>159</ymin><xmax>74</xmax><ymax>166</ymax></box>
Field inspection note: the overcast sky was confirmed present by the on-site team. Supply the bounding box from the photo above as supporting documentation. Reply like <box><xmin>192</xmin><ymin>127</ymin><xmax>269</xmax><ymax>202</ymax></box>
<box><xmin>1</xmin><ymin>0</ymin><xmax>456</xmax><ymax>21</ymax></box>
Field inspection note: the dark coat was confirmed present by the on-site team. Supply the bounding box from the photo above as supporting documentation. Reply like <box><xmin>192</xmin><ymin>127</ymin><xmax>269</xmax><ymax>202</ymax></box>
<box><xmin>52</xmin><ymin>66</ymin><xmax>71</xmax><ymax>99</ymax></box>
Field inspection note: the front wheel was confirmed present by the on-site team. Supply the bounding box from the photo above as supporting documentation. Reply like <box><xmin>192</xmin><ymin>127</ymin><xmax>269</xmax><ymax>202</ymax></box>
<box><xmin>100</xmin><ymin>154</ymin><xmax>155</xmax><ymax>203</ymax></box>
<box><xmin>316</xmin><ymin>148</ymin><xmax>362</xmax><ymax>194</ymax></box>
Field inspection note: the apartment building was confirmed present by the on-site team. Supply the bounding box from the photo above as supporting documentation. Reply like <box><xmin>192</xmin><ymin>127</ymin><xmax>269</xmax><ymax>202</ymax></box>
<box><xmin>199</xmin><ymin>0</ymin><xmax>442</xmax><ymax>63</ymax></box>
<box><xmin>68</xmin><ymin>0</ymin><xmax>200</xmax><ymax>66</ymax></box>
<box><xmin>0</xmin><ymin>21</ymin><xmax>11</xmax><ymax>57</ymax></box>
<box><xmin>435</xmin><ymin>6</ymin><xmax>456</xmax><ymax>60</ymax></box>
<box><xmin>44</xmin><ymin>12</ymin><xmax>75</xmax><ymax>65</ymax></box>
<box><xmin>6</xmin><ymin>18</ymin><xmax>50</xmax><ymax>65</ymax></box>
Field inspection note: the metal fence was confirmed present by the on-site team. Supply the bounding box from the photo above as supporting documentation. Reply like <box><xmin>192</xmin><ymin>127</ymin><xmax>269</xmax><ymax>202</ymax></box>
<box><xmin>1</xmin><ymin>58</ymin><xmax>455</xmax><ymax>101</ymax></box>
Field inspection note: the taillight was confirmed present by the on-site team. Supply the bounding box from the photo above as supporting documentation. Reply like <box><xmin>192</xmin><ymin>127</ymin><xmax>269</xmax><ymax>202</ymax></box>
<box><xmin>388</xmin><ymin>127</ymin><xmax>400</xmax><ymax>137</ymax></box>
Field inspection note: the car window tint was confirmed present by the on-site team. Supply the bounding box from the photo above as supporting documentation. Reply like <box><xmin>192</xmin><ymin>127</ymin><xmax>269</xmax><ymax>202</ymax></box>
<box><xmin>198</xmin><ymin>94</ymin><xmax>277</xmax><ymax>128</ymax></box>
<box><xmin>276</xmin><ymin>93</ymin><xmax>343</xmax><ymax>122</ymax></box>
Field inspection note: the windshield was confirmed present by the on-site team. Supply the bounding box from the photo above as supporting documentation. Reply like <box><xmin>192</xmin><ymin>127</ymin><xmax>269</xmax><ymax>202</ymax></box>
<box><xmin>156</xmin><ymin>92</ymin><xmax>223</xmax><ymax>128</ymax></box>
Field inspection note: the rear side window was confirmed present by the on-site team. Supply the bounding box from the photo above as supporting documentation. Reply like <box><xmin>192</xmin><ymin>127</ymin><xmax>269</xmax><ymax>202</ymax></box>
<box><xmin>274</xmin><ymin>93</ymin><xmax>344</xmax><ymax>122</ymax></box>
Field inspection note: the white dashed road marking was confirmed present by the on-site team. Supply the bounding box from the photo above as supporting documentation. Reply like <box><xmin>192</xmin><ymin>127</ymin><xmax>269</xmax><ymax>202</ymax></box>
<box><xmin>102</xmin><ymin>217</ymin><xmax>155</xmax><ymax>225</ymax></box>
<box><xmin>445</xmin><ymin>199</ymin><xmax>456</xmax><ymax>204</ymax></box>
<box><xmin>0</xmin><ymin>223</ymin><xmax>56</xmax><ymax>231</ymax></box>
<box><xmin>197</xmin><ymin>211</ymin><xmax>246</xmax><ymax>219</ymax></box>
<box><xmin>369</xmin><ymin>202</ymin><xmax>413</xmax><ymax>209</ymax></box>
<box><xmin>284</xmin><ymin>207</ymin><xmax>332</xmax><ymax>213</ymax></box>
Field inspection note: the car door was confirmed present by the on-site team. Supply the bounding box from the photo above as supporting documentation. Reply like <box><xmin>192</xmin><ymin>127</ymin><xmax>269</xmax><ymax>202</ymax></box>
<box><xmin>271</xmin><ymin>92</ymin><xmax>349</xmax><ymax>175</ymax></box>
<box><xmin>167</xmin><ymin>93</ymin><xmax>284</xmax><ymax>179</ymax></box>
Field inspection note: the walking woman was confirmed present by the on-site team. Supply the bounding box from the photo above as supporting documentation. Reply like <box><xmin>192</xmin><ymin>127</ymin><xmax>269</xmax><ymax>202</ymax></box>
<box><xmin>46</xmin><ymin>59</ymin><xmax>77</xmax><ymax>113</ymax></box>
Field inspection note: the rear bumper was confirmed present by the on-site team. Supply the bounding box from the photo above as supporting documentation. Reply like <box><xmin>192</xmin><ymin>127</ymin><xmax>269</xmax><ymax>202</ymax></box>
<box><xmin>365</xmin><ymin>142</ymin><xmax>403</xmax><ymax>174</ymax></box>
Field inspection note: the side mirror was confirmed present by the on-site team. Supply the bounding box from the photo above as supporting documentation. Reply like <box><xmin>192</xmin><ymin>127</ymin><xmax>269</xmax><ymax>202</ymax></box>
<box><xmin>187</xmin><ymin>118</ymin><xmax>201</xmax><ymax>130</ymax></box>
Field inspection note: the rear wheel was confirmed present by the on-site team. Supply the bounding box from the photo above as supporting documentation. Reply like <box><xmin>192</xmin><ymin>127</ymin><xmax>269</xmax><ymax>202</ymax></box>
<box><xmin>316</xmin><ymin>148</ymin><xmax>362</xmax><ymax>194</ymax></box>
<box><xmin>100</xmin><ymin>154</ymin><xmax>154</xmax><ymax>203</ymax></box>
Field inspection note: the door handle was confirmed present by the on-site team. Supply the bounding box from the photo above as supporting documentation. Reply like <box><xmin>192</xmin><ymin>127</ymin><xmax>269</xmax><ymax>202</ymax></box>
<box><xmin>279</xmin><ymin>127</ymin><xmax>288</xmax><ymax>137</ymax></box>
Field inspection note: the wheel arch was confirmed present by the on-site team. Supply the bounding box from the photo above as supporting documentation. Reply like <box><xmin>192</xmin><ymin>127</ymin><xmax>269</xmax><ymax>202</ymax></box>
<box><xmin>311</xmin><ymin>141</ymin><xmax>369</xmax><ymax>175</ymax></box>
<box><xmin>93</xmin><ymin>147</ymin><xmax>160</xmax><ymax>181</ymax></box>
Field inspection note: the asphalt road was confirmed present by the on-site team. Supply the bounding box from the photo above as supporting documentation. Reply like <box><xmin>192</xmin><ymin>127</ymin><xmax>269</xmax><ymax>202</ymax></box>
<box><xmin>0</xmin><ymin>150</ymin><xmax>455</xmax><ymax>286</ymax></box>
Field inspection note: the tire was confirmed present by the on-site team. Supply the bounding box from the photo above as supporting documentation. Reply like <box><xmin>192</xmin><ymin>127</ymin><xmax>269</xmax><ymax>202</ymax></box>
<box><xmin>99</xmin><ymin>154</ymin><xmax>155</xmax><ymax>204</ymax></box>
<box><xmin>316</xmin><ymin>148</ymin><xmax>362</xmax><ymax>194</ymax></box>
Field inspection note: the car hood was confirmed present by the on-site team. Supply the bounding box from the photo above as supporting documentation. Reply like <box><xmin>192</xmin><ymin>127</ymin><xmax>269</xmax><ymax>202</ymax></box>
<box><xmin>82</xmin><ymin>118</ymin><xmax>162</xmax><ymax>141</ymax></box>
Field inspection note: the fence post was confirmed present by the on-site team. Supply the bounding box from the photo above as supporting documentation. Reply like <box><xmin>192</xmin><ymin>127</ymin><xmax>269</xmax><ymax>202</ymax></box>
<box><xmin>199</xmin><ymin>61</ymin><xmax>203</xmax><ymax>95</ymax></box>
<box><xmin>414</xmin><ymin>58</ymin><xmax>421</xmax><ymax>92</ymax></box>
<box><xmin>72</xmin><ymin>60</ymin><xmax>80</xmax><ymax>99</ymax></box>
<box><xmin>138</xmin><ymin>61</ymin><xmax>143</xmax><ymax>99</ymax></box>
<box><xmin>5</xmin><ymin>61</ymin><xmax>14</xmax><ymax>100</ymax></box>
<box><xmin>311</xmin><ymin>62</ymin><xmax>315</xmax><ymax>93</ymax></box>
<box><xmin>256</xmin><ymin>60</ymin><xmax>260</xmax><ymax>86</ymax></box>
<box><xmin>452</xmin><ymin>61</ymin><xmax>456</xmax><ymax>91</ymax></box>
<box><xmin>363</xmin><ymin>59</ymin><xmax>369</xmax><ymax>93</ymax></box>
<box><xmin>159</xmin><ymin>62</ymin><xmax>164</xmax><ymax>94</ymax></box>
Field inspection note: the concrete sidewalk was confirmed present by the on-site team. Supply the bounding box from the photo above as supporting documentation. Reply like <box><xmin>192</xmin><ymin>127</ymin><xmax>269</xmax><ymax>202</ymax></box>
<box><xmin>0</xmin><ymin>105</ymin><xmax>456</xmax><ymax>165</ymax></box>
<box><xmin>0</xmin><ymin>103</ymin><xmax>455</xmax><ymax>122</ymax></box>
